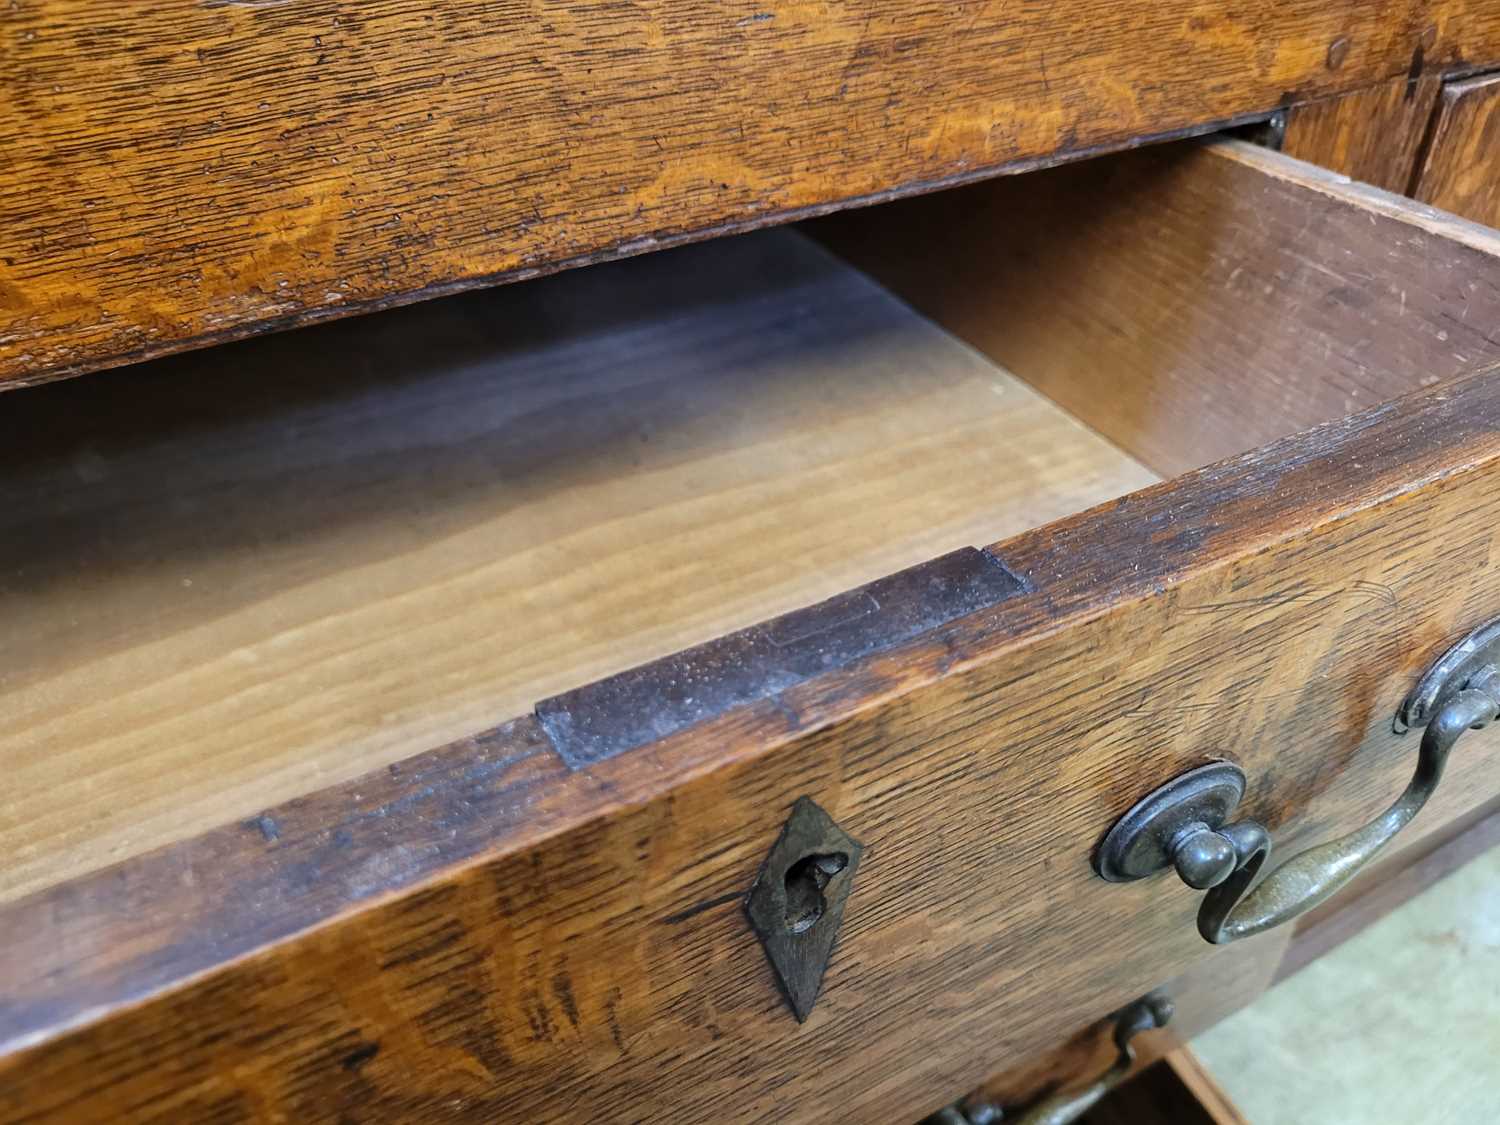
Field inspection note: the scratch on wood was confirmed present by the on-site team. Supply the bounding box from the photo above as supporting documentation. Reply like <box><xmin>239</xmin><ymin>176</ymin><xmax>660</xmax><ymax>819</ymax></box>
<box><xmin>660</xmin><ymin>891</ymin><xmax>743</xmax><ymax>926</ymax></box>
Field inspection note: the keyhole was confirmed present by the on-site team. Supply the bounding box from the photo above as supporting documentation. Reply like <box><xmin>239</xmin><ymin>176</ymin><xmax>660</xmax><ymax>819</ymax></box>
<box><xmin>783</xmin><ymin>852</ymin><xmax>849</xmax><ymax>934</ymax></box>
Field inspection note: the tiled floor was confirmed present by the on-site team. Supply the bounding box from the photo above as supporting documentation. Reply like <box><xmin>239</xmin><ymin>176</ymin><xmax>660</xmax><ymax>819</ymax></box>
<box><xmin>1193</xmin><ymin>847</ymin><xmax>1500</xmax><ymax>1124</ymax></box>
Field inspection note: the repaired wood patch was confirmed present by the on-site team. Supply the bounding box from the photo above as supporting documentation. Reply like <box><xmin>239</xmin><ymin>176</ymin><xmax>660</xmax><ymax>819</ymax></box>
<box><xmin>535</xmin><ymin>547</ymin><xmax>1026</xmax><ymax>768</ymax></box>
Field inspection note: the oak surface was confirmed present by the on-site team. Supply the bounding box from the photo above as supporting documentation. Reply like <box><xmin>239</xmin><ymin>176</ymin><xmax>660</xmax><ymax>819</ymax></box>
<box><xmin>1414</xmin><ymin>71</ymin><xmax>1500</xmax><ymax>226</ymax></box>
<box><xmin>0</xmin><ymin>228</ymin><xmax>1156</xmax><ymax>903</ymax></box>
<box><xmin>1280</xmin><ymin>73</ymin><xmax>1442</xmax><ymax>191</ymax></box>
<box><xmin>812</xmin><ymin>139</ymin><xmax>1500</xmax><ymax>477</ymax></box>
<box><xmin>7</xmin><ymin>370</ymin><xmax>1500</xmax><ymax>1122</ymax></box>
<box><xmin>5</xmin><ymin>2</ymin><xmax>1500</xmax><ymax>386</ymax></box>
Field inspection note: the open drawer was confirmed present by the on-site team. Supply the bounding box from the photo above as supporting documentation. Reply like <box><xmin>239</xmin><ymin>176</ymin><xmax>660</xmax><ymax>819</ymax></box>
<box><xmin>4</xmin><ymin>139</ymin><xmax>1500</xmax><ymax>1122</ymax></box>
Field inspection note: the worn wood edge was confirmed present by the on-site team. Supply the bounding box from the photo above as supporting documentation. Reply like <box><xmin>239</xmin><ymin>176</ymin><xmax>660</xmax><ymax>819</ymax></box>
<box><xmin>0</xmin><ymin>110</ymin><xmax>1284</xmax><ymax>393</ymax></box>
<box><xmin>1436</xmin><ymin>66</ymin><xmax>1500</xmax><ymax>95</ymax></box>
<box><xmin>991</xmin><ymin>361</ymin><xmax>1500</xmax><ymax>601</ymax></box>
<box><xmin>1273</xmin><ymin>792</ymin><xmax>1500</xmax><ymax>982</ymax></box>
<box><xmin>1404</xmin><ymin>75</ymin><xmax>1455</xmax><ymax>197</ymax></box>
<box><xmin>5</xmin><ymin>366</ymin><xmax>1500</xmax><ymax>1066</ymax></box>
<box><xmin>1211</xmin><ymin>134</ymin><xmax>1500</xmax><ymax>253</ymax></box>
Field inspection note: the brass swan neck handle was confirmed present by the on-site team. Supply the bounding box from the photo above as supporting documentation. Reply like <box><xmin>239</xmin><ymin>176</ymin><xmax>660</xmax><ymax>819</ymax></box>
<box><xmin>1095</xmin><ymin>617</ymin><xmax>1500</xmax><ymax>944</ymax></box>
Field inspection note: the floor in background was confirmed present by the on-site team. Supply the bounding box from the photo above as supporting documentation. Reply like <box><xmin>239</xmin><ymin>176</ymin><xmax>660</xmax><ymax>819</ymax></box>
<box><xmin>1192</xmin><ymin>847</ymin><xmax>1500</xmax><ymax>1124</ymax></box>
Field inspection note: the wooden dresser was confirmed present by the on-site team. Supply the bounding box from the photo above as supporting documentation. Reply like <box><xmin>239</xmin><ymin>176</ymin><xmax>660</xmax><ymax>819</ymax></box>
<box><xmin>4</xmin><ymin>3</ymin><xmax>1500</xmax><ymax>1121</ymax></box>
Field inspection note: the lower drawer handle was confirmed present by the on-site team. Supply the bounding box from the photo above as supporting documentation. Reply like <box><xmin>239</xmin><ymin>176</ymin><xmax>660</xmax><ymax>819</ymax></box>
<box><xmin>1002</xmin><ymin>992</ymin><xmax>1173</xmax><ymax>1125</ymax></box>
<box><xmin>925</xmin><ymin>993</ymin><xmax>1173</xmax><ymax>1125</ymax></box>
<box><xmin>1094</xmin><ymin>616</ymin><xmax>1500</xmax><ymax>944</ymax></box>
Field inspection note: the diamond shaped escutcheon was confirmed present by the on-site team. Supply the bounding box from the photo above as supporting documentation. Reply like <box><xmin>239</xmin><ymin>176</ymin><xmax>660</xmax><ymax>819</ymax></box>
<box><xmin>744</xmin><ymin>796</ymin><xmax>864</xmax><ymax>1022</ymax></box>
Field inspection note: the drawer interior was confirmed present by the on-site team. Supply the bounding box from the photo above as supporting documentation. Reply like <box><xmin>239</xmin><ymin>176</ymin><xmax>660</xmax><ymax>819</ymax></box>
<box><xmin>6</xmin><ymin>137</ymin><xmax>1500</xmax><ymax>904</ymax></box>
<box><xmin>812</xmin><ymin>137</ymin><xmax>1500</xmax><ymax>477</ymax></box>
<box><xmin>1</xmin><ymin>225</ymin><xmax>1157</xmax><ymax>902</ymax></box>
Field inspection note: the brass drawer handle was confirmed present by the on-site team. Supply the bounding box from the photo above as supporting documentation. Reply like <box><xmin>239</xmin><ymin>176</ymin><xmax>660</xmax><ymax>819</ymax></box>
<box><xmin>925</xmin><ymin>993</ymin><xmax>1173</xmax><ymax>1125</ymax></box>
<box><xmin>1095</xmin><ymin>617</ymin><xmax>1500</xmax><ymax>944</ymax></box>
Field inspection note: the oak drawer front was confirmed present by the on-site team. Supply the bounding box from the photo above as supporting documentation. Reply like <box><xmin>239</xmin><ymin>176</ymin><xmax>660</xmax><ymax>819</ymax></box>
<box><xmin>6</xmin><ymin>379</ymin><xmax>1500</xmax><ymax>1123</ymax></box>
<box><xmin>6</xmin><ymin>143</ymin><xmax>1500</xmax><ymax>1122</ymax></box>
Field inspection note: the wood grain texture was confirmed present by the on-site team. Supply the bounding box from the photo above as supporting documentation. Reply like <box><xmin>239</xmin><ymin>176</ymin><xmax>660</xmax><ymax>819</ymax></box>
<box><xmin>4</xmin><ymin>3</ymin><xmax>1500</xmax><ymax>388</ymax></box>
<box><xmin>1414</xmin><ymin>70</ymin><xmax>1500</xmax><ymax>226</ymax></box>
<box><xmin>1281</xmin><ymin>73</ymin><xmax>1442</xmax><ymax>191</ymax></box>
<box><xmin>812</xmin><ymin>138</ymin><xmax>1500</xmax><ymax>477</ymax></box>
<box><xmin>0</xmin><ymin>228</ymin><xmax>1155</xmax><ymax>904</ymax></box>
<box><xmin>7</xmin><ymin>370</ymin><xmax>1500</xmax><ymax>1122</ymax></box>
